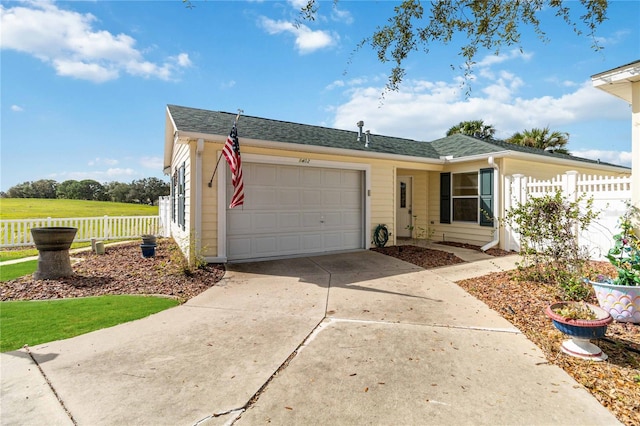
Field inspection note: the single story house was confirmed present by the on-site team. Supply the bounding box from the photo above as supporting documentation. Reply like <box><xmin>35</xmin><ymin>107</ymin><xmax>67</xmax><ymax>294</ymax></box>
<box><xmin>164</xmin><ymin>104</ymin><xmax>630</xmax><ymax>263</ymax></box>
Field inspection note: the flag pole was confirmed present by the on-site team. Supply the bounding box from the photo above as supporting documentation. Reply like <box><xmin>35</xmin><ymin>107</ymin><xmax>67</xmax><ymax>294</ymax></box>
<box><xmin>208</xmin><ymin>109</ymin><xmax>243</xmax><ymax>188</ymax></box>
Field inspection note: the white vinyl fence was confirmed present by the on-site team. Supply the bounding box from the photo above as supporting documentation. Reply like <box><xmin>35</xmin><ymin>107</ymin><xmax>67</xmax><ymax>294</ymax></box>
<box><xmin>0</xmin><ymin>215</ymin><xmax>167</xmax><ymax>248</ymax></box>
<box><xmin>504</xmin><ymin>171</ymin><xmax>633</xmax><ymax>260</ymax></box>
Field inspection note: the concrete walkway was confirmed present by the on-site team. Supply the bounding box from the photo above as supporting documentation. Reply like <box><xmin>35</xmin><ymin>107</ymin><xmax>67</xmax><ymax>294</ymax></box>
<box><xmin>0</xmin><ymin>248</ymin><xmax>619</xmax><ymax>425</ymax></box>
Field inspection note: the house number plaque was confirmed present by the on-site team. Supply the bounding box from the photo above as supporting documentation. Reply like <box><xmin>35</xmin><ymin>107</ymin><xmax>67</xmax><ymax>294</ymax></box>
<box><xmin>299</xmin><ymin>158</ymin><xmax>311</xmax><ymax>163</ymax></box>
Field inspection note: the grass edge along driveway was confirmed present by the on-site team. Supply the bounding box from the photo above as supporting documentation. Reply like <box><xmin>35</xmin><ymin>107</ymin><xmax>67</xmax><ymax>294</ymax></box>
<box><xmin>0</xmin><ymin>295</ymin><xmax>179</xmax><ymax>352</ymax></box>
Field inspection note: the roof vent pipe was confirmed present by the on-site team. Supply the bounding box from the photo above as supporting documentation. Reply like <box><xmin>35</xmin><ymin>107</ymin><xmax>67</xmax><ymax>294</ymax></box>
<box><xmin>357</xmin><ymin>121</ymin><xmax>364</xmax><ymax>142</ymax></box>
<box><xmin>365</xmin><ymin>130</ymin><xmax>371</xmax><ymax>148</ymax></box>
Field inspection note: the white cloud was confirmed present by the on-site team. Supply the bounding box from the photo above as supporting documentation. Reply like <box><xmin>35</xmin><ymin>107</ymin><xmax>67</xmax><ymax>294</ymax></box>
<box><xmin>331</xmin><ymin>72</ymin><xmax>629</xmax><ymax>146</ymax></box>
<box><xmin>476</xmin><ymin>49</ymin><xmax>533</xmax><ymax>68</ymax></box>
<box><xmin>259</xmin><ymin>16</ymin><xmax>335</xmax><ymax>54</ymax></box>
<box><xmin>572</xmin><ymin>150</ymin><xmax>632</xmax><ymax>167</ymax></box>
<box><xmin>331</xmin><ymin>7</ymin><xmax>353</xmax><ymax>24</ymax></box>
<box><xmin>220</xmin><ymin>80</ymin><xmax>236</xmax><ymax>89</ymax></box>
<box><xmin>50</xmin><ymin>167</ymin><xmax>138</xmax><ymax>183</ymax></box>
<box><xmin>11</xmin><ymin>105</ymin><xmax>24</xmax><ymax>112</ymax></box>
<box><xmin>88</xmin><ymin>157</ymin><xmax>119</xmax><ymax>167</ymax></box>
<box><xmin>139</xmin><ymin>156</ymin><xmax>163</xmax><ymax>170</ymax></box>
<box><xmin>0</xmin><ymin>1</ymin><xmax>191</xmax><ymax>82</ymax></box>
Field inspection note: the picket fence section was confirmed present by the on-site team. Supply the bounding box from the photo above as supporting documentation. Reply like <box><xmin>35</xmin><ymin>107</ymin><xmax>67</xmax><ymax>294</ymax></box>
<box><xmin>0</xmin><ymin>215</ymin><xmax>164</xmax><ymax>248</ymax></box>
<box><xmin>505</xmin><ymin>171</ymin><xmax>633</xmax><ymax>259</ymax></box>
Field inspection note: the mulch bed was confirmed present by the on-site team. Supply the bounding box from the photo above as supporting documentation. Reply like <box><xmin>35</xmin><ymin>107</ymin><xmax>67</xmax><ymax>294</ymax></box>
<box><xmin>0</xmin><ymin>239</ymin><xmax>225</xmax><ymax>302</ymax></box>
<box><xmin>371</xmin><ymin>245</ymin><xmax>466</xmax><ymax>268</ymax></box>
<box><xmin>437</xmin><ymin>240</ymin><xmax>514</xmax><ymax>257</ymax></box>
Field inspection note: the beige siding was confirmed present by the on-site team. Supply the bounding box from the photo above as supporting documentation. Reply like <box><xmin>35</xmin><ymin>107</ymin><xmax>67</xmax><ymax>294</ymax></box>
<box><xmin>170</xmin><ymin>142</ymin><xmax>191</xmax><ymax>257</ymax></box>
<box><xmin>200</xmin><ymin>148</ymin><xmax>219</xmax><ymax>258</ymax></box>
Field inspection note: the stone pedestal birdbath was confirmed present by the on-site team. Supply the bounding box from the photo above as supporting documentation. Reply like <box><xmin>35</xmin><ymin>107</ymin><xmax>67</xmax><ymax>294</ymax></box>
<box><xmin>31</xmin><ymin>227</ymin><xmax>78</xmax><ymax>280</ymax></box>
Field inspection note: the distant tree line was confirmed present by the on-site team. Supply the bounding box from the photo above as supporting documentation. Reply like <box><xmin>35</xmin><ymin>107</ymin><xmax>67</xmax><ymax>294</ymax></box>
<box><xmin>1</xmin><ymin>178</ymin><xmax>169</xmax><ymax>205</ymax></box>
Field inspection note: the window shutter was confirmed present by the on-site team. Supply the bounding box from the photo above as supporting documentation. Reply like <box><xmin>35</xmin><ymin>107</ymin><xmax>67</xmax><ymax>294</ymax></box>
<box><xmin>479</xmin><ymin>168</ymin><xmax>494</xmax><ymax>227</ymax></box>
<box><xmin>178</xmin><ymin>163</ymin><xmax>186</xmax><ymax>230</ymax></box>
<box><xmin>440</xmin><ymin>172</ymin><xmax>451</xmax><ymax>224</ymax></box>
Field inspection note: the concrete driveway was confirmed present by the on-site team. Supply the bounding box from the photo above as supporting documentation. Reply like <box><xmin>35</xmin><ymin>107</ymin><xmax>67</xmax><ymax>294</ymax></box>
<box><xmin>1</xmin><ymin>250</ymin><xmax>619</xmax><ymax>425</ymax></box>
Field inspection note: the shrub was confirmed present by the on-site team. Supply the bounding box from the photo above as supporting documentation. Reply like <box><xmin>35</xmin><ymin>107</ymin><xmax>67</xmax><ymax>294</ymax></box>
<box><xmin>505</xmin><ymin>191</ymin><xmax>599</xmax><ymax>300</ymax></box>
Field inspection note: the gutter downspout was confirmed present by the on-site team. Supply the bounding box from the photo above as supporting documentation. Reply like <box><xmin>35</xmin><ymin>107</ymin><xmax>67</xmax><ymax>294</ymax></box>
<box><xmin>481</xmin><ymin>156</ymin><xmax>500</xmax><ymax>252</ymax></box>
<box><xmin>195</xmin><ymin>139</ymin><xmax>204</xmax><ymax>258</ymax></box>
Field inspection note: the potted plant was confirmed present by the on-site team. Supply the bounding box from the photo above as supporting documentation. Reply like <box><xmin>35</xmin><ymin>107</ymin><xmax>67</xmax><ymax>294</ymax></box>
<box><xmin>587</xmin><ymin>206</ymin><xmax>640</xmax><ymax>323</ymax></box>
<box><xmin>545</xmin><ymin>301</ymin><xmax>612</xmax><ymax>361</ymax></box>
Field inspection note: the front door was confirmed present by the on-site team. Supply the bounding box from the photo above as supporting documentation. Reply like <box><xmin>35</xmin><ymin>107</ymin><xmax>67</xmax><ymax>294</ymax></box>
<box><xmin>396</xmin><ymin>176</ymin><xmax>412</xmax><ymax>238</ymax></box>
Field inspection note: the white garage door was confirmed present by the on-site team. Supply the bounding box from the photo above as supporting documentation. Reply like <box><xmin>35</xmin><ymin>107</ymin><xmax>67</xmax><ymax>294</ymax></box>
<box><xmin>227</xmin><ymin>163</ymin><xmax>363</xmax><ymax>261</ymax></box>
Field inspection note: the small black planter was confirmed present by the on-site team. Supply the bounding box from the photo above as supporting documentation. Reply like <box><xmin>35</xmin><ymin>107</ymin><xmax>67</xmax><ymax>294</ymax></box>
<box><xmin>141</xmin><ymin>244</ymin><xmax>156</xmax><ymax>258</ymax></box>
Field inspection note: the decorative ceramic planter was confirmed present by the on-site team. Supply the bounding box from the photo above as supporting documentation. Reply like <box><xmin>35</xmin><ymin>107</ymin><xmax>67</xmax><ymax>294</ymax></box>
<box><xmin>545</xmin><ymin>302</ymin><xmax>612</xmax><ymax>361</ymax></box>
<box><xmin>30</xmin><ymin>227</ymin><xmax>78</xmax><ymax>280</ymax></box>
<box><xmin>589</xmin><ymin>280</ymin><xmax>640</xmax><ymax>324</ymax></box>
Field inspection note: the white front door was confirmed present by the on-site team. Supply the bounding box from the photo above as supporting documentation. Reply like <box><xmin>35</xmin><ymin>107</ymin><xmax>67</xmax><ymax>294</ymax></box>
<box><xmin>396</xmin><ymin>176</ymin><xmax>412</xmax><ymax>238</ymax></box>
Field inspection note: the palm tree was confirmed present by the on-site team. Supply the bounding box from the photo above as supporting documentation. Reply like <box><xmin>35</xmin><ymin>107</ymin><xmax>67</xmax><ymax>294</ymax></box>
<box><xmin>507</xmin><ymin>127</ymin><xmax>570</xmax><ymax>154</ymax></box>
<box><xmin>446</xmin><ymin>120</ymin><xmax>496</xmax><ymax>140</ymax></box>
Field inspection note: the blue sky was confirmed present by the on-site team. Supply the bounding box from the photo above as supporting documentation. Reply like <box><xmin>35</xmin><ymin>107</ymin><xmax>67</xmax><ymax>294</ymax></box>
<box><xmin>1</xmin><ymin>0</ymin><xmax>638</xmax><ymax>192</ymax></box>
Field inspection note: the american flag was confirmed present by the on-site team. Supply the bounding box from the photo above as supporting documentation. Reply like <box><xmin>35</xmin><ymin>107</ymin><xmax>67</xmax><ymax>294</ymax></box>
<box><xmin>222</xmin><ymin>122</ymin><xmax>244</xmax><ymax>208</ymax></box>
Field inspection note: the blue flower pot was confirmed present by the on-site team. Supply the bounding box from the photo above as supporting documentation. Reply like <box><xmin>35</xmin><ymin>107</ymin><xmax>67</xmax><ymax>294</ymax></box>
<box><xmin>545</xmin><ymin>302</ymin><xmax>612</xmax><ymax>361</ymax></box>
<box><xmin>140</xmin><ymin>244</ymin><xmax>156</xmax><ymax>258</ymax></box>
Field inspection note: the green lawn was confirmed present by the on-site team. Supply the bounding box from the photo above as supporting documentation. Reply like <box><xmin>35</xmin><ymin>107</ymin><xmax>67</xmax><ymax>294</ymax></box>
<box><xmin>0</xmin><ymin>199</ymin><xmax>158</xmax><ymax>220</ymax></box>
<box><xmin>0</xmin><ymin>260</ymin><xmax>38</xmax><ymax>281</ymax></box>
<box><xmin>0</xmin><ymin>295</ymin><xmax>180</xmax><ymax>352</ymax></box>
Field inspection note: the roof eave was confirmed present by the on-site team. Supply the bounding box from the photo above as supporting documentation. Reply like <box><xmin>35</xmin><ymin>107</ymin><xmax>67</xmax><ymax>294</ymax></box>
<box><xmin>492</xmin><ymin>151</ymin><xmax>629</xmax><ymax>173</ymax></box>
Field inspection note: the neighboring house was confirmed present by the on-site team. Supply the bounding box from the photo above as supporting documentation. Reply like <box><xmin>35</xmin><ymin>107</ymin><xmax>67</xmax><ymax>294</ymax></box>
<box><xmin>164</xmin><ymin>104</ymin><xmax>630</xmax><ymax>263</ymax></box>
<box><xmin>591</xmin><ymin>59</ymin><xmax>640</xmax><ymax>206</ymax></box>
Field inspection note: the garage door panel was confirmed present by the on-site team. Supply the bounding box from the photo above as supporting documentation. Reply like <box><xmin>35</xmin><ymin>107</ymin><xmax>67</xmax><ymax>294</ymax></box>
<box><xmin>322</xmin><ymin>190</ymin><xmax>343</xmax><ymax>206</ymax></box>
<box><xmin>254</xmin><ymin>213</ymin><xmax>277</xmax><ymax>231</ymax></box>
<box><xmin>343</xmin><ymin>211</ymin><xmax>362</xmax><ymax>226</ymax></box>
<box><xmin>278</xmin><ymin>167</ymin><xmax>300</xmax><ymax>183</ymax></box>
<box><xmin>342</xmin><ymin>170</ymin><xmax>361</xmax><ymax>186</ymax></box>
<box><xmin>251</xmin><ymin>188</ymin><xmax>278</xmax><ymax>209</ymax></box>
<box><xmin>278</xmin><ymin>189</ymin><xmax>300</xmax><ymax>206</ymax></box>
<box><xmin>342</xmin><ymin>231</ymin><xmax>362</xmax><ymax>248</ymax></box>
<box><xmin>323</xmin><ymin>169</ymin><xmax>343</xmax><ymax>187</ymax></box>
<box><xmin>228</xmin><ymin>238</ymin><xmax>252</xmax><ymax>259</ymax></box>
<box><xmin>301</xmin><ymin>169</ymin><xmax>322</xmax><ymax>186</ymax></box>
<box><xmin>279</xmin><ymin>212</ymin><xmax>301</xmax><ymax>229</ymax></box>
<box><xmin>254</xmin><ymin>236</ymin><xmax>277</xmax><ymax>255</ymax></box>
<box><xmin>227</xmin><ymin>163</ymin><xmax>363</xmax><ymax>260</ymax></box>
<box><xmin>228</xmin><ymin>213</ymin><xmax>252</xmax><ymax>234</ymax></box>
<box><xmin>302</xmin><ymin>234</ymin><xmax>324</xmax><ymax>250</ymax></box>
<box><xmin>302</xmin><ymin>189</ymin><xmax>322</xmax><ymax>206</ymax></box>
<box><xmin>341</xmin><ymin>191</ymin><xmax>361</xmax><ymax>207</ymax></box>
<box><xmin>254</xmin><ymin>164</ymin><xmax>278</xmax><ymax>185</ymax></box>
<box><xmin>302</xmin><ymin>212</ymin><xmax>322</xmax><ymax>228</ymax></box>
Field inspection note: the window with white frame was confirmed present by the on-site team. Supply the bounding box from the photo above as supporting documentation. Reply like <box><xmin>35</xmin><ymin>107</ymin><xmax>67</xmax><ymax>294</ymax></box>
<box><xmin>440</xmin><ymin>169</ymin><xmax>494</xmax><ymax>226</ymax></box>
<box><xmin>452</xmin><ymin>172</ymin><xmax>479</xmax><ymax>222</ymax></box>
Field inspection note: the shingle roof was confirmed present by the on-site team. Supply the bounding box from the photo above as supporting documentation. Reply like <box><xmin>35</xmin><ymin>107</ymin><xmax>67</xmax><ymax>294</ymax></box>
<box><xmin>169</xmin><ymin>104</ymin><xmax>441</xmax><ymax>159</ymax></box>
<box><xmin>168</xmin><ymin>104</ymin><xmax>628</xmax><ymax>169</ymax></box>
